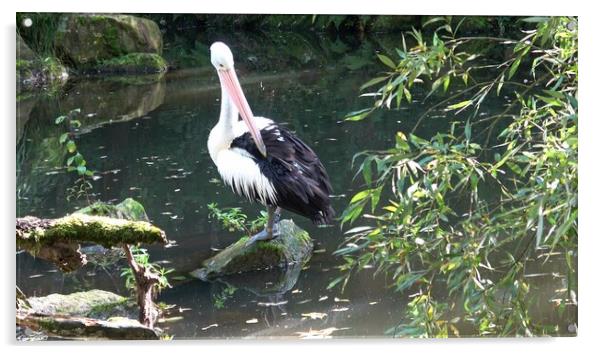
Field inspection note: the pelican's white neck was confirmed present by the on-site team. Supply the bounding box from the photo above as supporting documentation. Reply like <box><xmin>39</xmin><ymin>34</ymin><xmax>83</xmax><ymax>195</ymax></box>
<box><xmin>217</xmin><ymin>75</ymin><xmax>238</xmax><ymax>133</ymax></box>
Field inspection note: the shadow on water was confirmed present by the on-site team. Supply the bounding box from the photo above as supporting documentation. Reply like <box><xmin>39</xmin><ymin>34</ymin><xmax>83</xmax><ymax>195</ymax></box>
<box><xmin>16</xmin><ymin>31</ymin><xmax>570</xmax><ymax>338</ymax></box>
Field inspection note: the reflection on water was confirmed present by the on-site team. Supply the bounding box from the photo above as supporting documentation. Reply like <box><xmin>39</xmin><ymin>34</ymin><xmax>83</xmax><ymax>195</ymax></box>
<box><xmin>16</xmin><ymin>32</ymin><xmax>572</xmax><ymax>338</ymax></box>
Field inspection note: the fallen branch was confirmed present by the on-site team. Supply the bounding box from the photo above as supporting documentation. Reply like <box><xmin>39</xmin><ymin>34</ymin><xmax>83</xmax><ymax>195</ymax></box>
<box><xmin>16</xmin><ymin>198</ymin><xmax>170</xmax><ymax>331</ymax></box>
<box><xmin>16</xmin><ymin>214</ymin><xmax>166</xmax><ymax>272</ymax></box>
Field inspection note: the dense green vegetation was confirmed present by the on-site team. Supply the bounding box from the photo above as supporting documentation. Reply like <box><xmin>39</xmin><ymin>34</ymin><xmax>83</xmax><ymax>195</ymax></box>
<box><xmin>334</xmin><ymin>16</ymin><xmax>577</xmax><ymax>337</ymax></box>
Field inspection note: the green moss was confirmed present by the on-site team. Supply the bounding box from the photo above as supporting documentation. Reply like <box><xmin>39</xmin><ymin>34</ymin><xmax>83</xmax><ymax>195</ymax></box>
<box><xmin>192</xmin><ymin>219</ymin><xmax>314</xmax><ymax>280</ymax></box>
<box><xmin>17</xmin><ymin>214</ymin><xmax>167</xmax><ymax>249</ymax></box>
<box><xmin>16</xmin><ymin>59</ymin><xmax>33</xmax><ymax>70</ymax></box>
<box><xmin>75</xmin><ymin>198</ymin><xmax>149</xmax><ymax>221</ymax></box>
<box><xmin>54</xmin><ymin>14</ymin><xmax>163</xmax><ymax>68</ymax></box>
<box><xmin>17</xmin><ymin>55</ymin><xmax>68</xmax><ymax>92</ymax></box>
<box><xmin>27</xmin><ymin>290</ymin><xmax>128</xmax><ymax>317</ymax></box>
<box><xmin>97</xmin><ymin>53</ymin><xmax>168</xmax><ymax>74</ymax></box>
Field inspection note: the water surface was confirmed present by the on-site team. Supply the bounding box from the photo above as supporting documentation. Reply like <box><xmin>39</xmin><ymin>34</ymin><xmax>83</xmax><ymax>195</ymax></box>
<box><xmin>16</xmin><ymin>32</ymin><xmax>572</xmax><ymax>338</ymax></box>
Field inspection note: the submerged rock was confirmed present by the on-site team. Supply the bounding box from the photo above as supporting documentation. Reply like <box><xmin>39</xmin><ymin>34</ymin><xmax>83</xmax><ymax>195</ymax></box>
<box><xmin>54</xmin><ymin>14</ymin><xmax>163</xmax><ymax>68</ymax></box>
<box><xmin>191</xmin><ymin>219</ymin><xmax>314</xmax><ymax>280</ymax></box>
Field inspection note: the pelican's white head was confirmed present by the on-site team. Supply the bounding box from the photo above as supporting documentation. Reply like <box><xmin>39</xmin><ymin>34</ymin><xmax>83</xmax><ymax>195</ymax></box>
<box><xmin>210</xmin><ymin>42</ymin><xmax>235</xmax><ymax>70</ymax></box>
<box><xmin>210</xmin><ymin>42</ymin><xmax>267</xmax><ymax>158</ymax></box>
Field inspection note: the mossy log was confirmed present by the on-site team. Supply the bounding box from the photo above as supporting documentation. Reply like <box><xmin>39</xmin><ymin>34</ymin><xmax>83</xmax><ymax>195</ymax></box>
<box><xmin>16</xmin><ymin>198</ymin><xmax>166</xmax><ymax>272</ymax></box>
<box><xmin>17</xmin><ymin>214</ymin><xmax>166</xmax><ymax>248</ymax></box>
<box><xmin>17</xmin><ymin>199</ymin><xmax>168</xmax><ymax>330</ymax></box>
<box><xmin>191</xmin><ymin>219</ymin><xmax>314</xmax><ymax>280</ymax></box>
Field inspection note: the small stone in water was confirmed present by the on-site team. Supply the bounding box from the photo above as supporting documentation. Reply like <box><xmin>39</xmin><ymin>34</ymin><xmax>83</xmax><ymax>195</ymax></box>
<box><xmin>246</xmin><ymin>318</ymin><xmax>259</xmax><ymax>324</ymax></box>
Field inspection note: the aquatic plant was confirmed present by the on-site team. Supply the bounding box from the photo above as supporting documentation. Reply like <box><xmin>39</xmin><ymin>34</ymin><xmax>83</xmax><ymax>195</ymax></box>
<box><xmin>120</xmin><ymin>246</ymin><xmax>173</xmax><ymax>295</ymax></box>
<box><xmin>334</xmin><ymin>16</ymin><xmax>577</xmax><ymax>337</ymax></box>
<box><xmin>207</xmin><ymin>202</ymin><xmax>267</xmax><ymax>236</ymax></box>
<box><xmin>54</xmin><ymin>108</ymin><xmax>96</xmax><ymax>203</ymax></box>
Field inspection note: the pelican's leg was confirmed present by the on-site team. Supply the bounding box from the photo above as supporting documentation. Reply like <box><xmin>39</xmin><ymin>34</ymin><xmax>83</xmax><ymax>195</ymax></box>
<box><xmin>246</xmin><ymin>206</ymin><xmax>281</xmax><ymax>246</ymax></box>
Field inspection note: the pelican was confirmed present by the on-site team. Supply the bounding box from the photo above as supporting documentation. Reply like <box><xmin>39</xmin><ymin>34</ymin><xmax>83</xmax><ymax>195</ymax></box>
<box><xmin>207</xmin><ymin>42</ymin><xmax>334</xmax><ymax>245</ymax></box>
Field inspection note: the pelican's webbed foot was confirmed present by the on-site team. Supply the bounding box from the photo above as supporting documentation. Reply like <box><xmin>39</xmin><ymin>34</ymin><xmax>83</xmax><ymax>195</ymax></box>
<box><xmin>245</xmin><ymin>223</ymin><xmax>280</xmax><ymax>246</ymax></box>
<box><xmin>245</xmin><ymin>206</ymin><xmax>282</xmax><ymax>247</ymax></box>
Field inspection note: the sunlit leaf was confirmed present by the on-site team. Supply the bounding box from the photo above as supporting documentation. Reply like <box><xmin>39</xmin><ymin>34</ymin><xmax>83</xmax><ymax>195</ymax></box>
<box><xmin>446</xmin><ymin>100</ymin><xmax>472</xmax><ymax>110</ymax></box>
<box><xmin>377</xmin><ymin>54</ymin><xmax>397</xmax><ymax>69</ymax></box>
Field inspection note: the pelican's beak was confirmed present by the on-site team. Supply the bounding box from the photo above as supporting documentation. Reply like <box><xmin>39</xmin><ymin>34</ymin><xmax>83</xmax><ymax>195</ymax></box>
<box><xmin>218</xmin><ymin>68</ymin><xmax>267</xmax><ymax>158</ymax></box>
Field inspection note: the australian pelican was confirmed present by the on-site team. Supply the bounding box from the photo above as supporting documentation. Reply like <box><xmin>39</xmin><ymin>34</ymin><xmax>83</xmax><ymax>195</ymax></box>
<box><xmin>207</xmin><ymin>42</ymin><xmax>334</xmax><ymax>245</ymax></box>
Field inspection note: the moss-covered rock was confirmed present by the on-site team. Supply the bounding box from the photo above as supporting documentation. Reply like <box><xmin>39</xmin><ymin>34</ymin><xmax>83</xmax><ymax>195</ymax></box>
<box><xmin>191</xmin><ymin>219</ymin><xmax>313</xmax><ymax>280</ymax></box>
<box><xmin>26</xmin><ymin>290</ymin><xmax>130</xmax><ymax>318</ymax></box>
<box><xmin>54</xmin><ymin>14</ymin><xmax>163</xmax><ymax>68</ymax></box>
<box><xmin>76</xmin><ymin>198</ymin><xmax>150</xmax><ymax>222</ymax></box>
<box><xmin>17</xmin><ymin>33</ymin><xmax>68</xmax><ymax>92</ymax></box>
<box><xmin>95</xmin><ymin>53</ymin><xmax>168</xmax><ymax>74</ymax></box>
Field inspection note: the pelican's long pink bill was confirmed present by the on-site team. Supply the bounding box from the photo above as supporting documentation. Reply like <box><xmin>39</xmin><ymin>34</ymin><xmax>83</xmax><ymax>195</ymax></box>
<box><xmin>218</xmin><ymin>69</ymin><xmax>267</xmax><ymax>158</ymax></box>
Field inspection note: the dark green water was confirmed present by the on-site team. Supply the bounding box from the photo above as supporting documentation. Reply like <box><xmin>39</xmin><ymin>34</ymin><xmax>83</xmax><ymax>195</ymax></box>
<box><xmin>16</xmin><ymin>32</ymin><xmax>572</xmax><ymax>338</ymax></box>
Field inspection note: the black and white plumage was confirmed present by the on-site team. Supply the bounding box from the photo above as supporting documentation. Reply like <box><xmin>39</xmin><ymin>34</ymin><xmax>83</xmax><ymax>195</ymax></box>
<box><xmin>207</xmin><ymin>42</ymin><xmax>334</xmax><ymax>243</ymax></box>
<box><xmin>230</xmin><ymin>123</ymin><xmax>334</xmax><ymax>225</ymax></box>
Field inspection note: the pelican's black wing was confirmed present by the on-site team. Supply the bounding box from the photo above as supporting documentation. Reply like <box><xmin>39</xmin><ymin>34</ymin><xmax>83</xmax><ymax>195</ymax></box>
<box><xmin>230</xmin><ymin>123</ymin><xmax>335</xmax><ymax>225</ymax></box>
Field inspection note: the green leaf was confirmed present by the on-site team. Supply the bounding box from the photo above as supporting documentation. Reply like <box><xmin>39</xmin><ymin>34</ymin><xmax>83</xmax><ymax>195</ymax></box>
<box><xmin>404</xmin><ymin>87</ymin><xmax>412</xmax><ymax>104</ymax></box>
<box><xmin>360</xmin><ymin>76</ymin><xmax>389</xmax><ymax>91</ymax></box>
<box><xmin>59</xmin><ymin>133</ymin><xmax>69</xmax><ymax>144</ymax></box>
<box><xmin>326</xmin><ymin>275</ymin><xmax>347</xmax><ymax>290</ymax></box>
<box><xmin>66</xmin><ymin>140</ymin><xmax>77</xmax><ymax>153</ymax></box>
<box><xmin>508</xmin><ymin>58</ymin><xmax>522</xmax><ymax>79</ymax></box>
<box><xmin>377</xmin><ymin>54</ymin><xmax>397</xmax><ymax>69</ymax></box>
<box><xmin>423</xmin><ymin>16</ymin><xmax>446</xmax><ymax>28</ymax></box>
<box><xmin>395</xmin><ymin>271</ymin><xmax>426</xmax><ymax>292</ymax></box>
<box><xmin>362</xmin><ymin>160</ymin><xmax>372</xmax><ymax>184</ymax></box>
<box><xmin>371</xmin><ymin>186</ymin><xmax>383</xmax><ymax>213</ymax></box>
<box><xmin>344</xmin><ymin>108</ymin><xmax>372</xmax><ymax>122</ymax></box>
<box><xmin>77</xmin><ymin>166</ymin><xmax>87</xmax><ymax>175</ymax></box>
<box><xmin>497</xmin><ymin>75</ymin><xmax>505</xmax><ymax>96</ymax></box>
<box><xmin>350</xmin><ymin>189</ymin><xmax>371</xmax><ymax>204</ymax></box>
<box><xmin>520</xmin><ymin>16</ymin><xmax>549</xmax><ymax>23</ymax></box>
<box><xmin>443</xmin><ymin>75</ymin><xmax>451</xmax><ymax>93</ymax></box>
<box><xmin>55</xmin><ymin>115</ymin><xmax>66</xmax><ymax>125</ymax></box>
<box><xmin>446</xmin><ymin>100</ymin><xmax>472</xmax><ymax>110</ymax></box>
